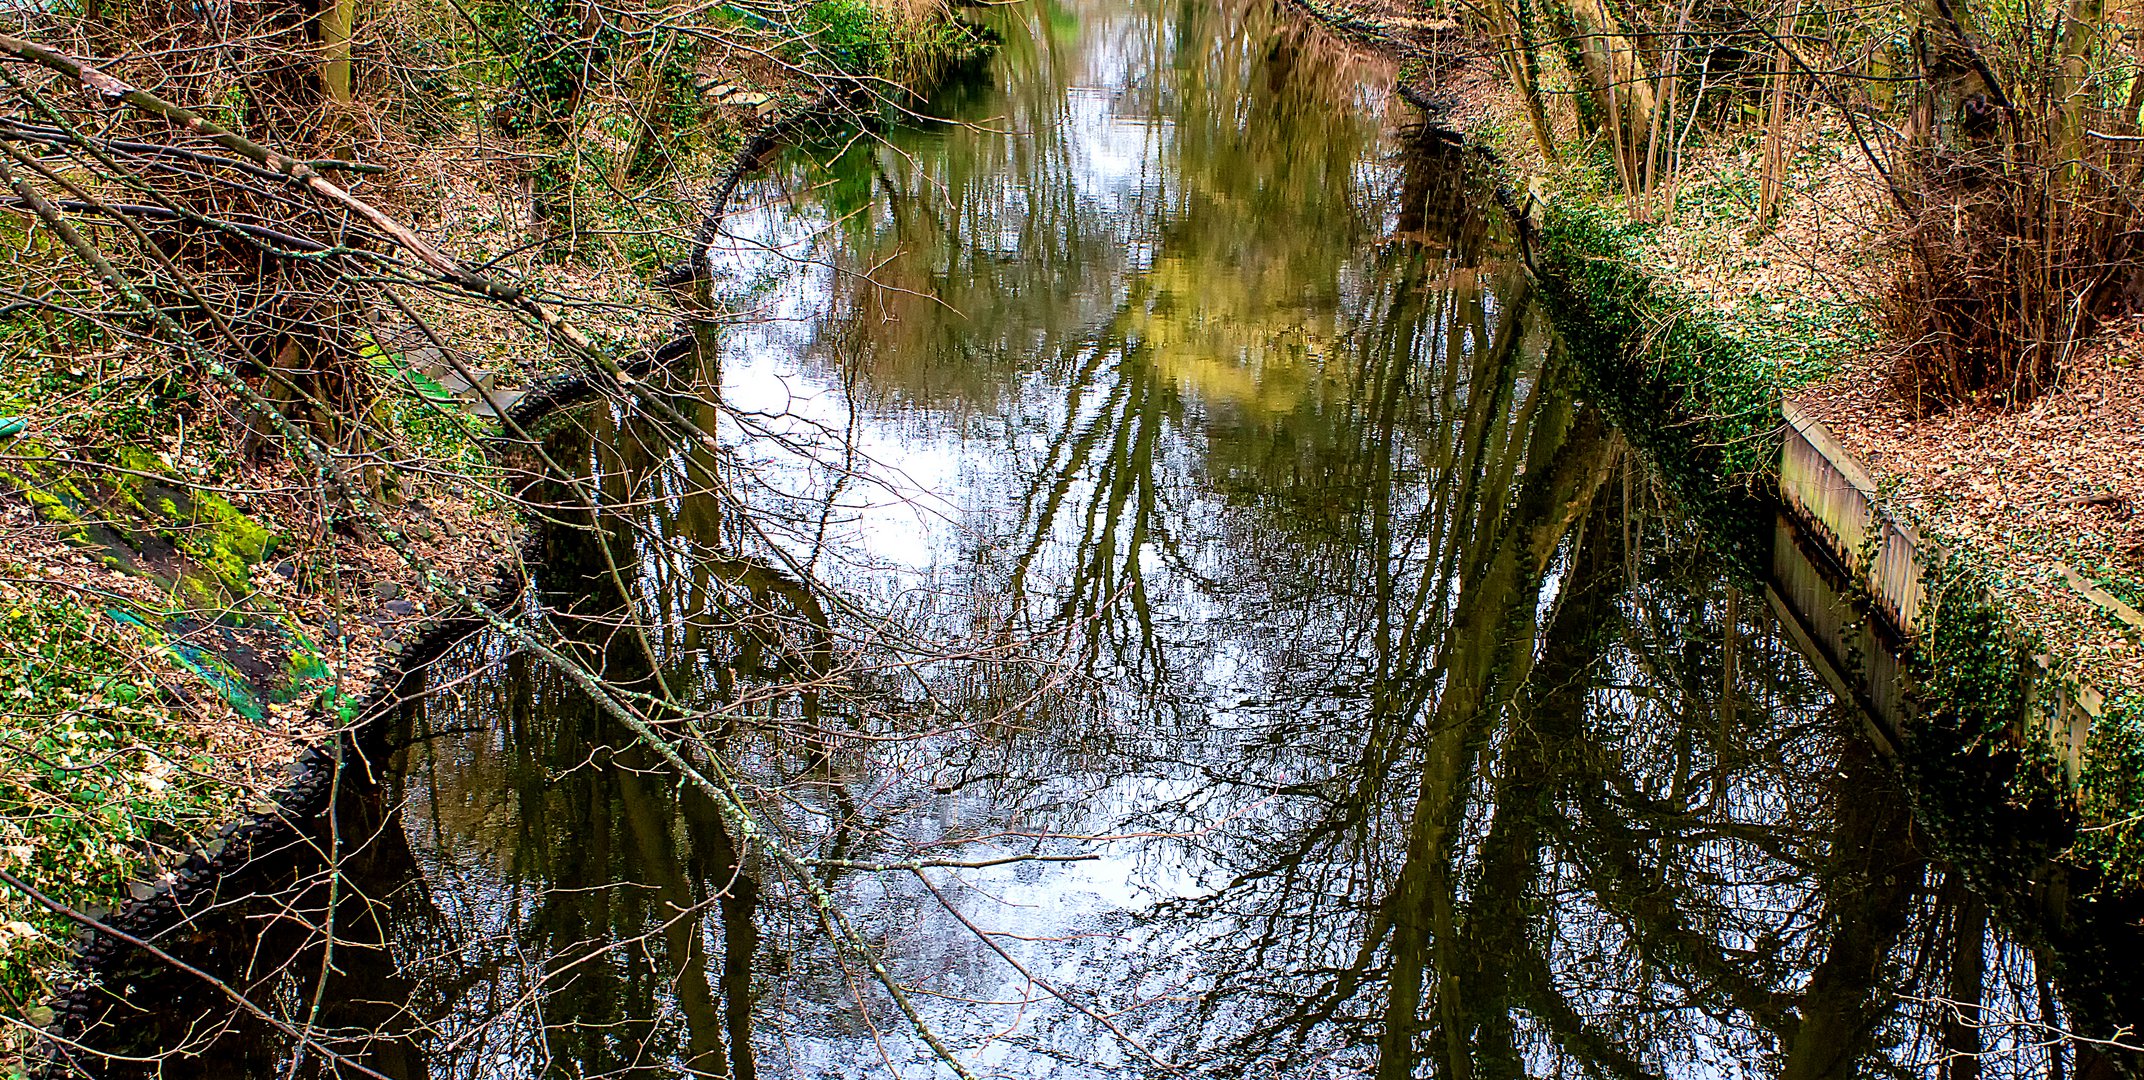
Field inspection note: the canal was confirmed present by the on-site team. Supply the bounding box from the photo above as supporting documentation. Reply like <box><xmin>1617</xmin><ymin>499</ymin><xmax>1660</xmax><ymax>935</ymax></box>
<box><xmin>63</xmin><ymin>0</ymin><xmax>2128</xmax><ymax>1075</ymax></box>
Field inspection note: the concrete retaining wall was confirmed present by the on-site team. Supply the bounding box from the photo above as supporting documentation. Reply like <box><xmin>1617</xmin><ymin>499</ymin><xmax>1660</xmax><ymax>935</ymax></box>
<box><xmin>1776</xmin><ymin>402</ymin><xmax>2100</xmax><ymax>789</ymax></box>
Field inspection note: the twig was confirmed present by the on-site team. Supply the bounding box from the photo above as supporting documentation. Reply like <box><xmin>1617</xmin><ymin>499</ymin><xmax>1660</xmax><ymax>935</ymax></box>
<box><xmin>0</xmin><ymin>867</ymin><xmax>394</xmax><ymax>1080</ymax></box>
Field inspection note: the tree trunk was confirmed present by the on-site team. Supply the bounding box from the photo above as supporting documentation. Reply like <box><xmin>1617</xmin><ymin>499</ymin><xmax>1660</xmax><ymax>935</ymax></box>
<box><xmin>1758</xmin><ymin>1</ymin><xmax>1801</xmax><ymax>221</ymax></box>
<box><xmin>317</xmin><ymin>0</ymin><xmax>354</xmax><ymax>103</ymax></box>
<box><xmin>2055</xmin><ymin>0</ymin><xmax>2108</xmax><ymax>182</ymax></box>
<box><xmin>1940</xmin><ymin>881</ymin><xmax>1988</xmax><ymax>1080</ymax></box>
<box><xmin>1493</xmin><ymin>0</ymin><xmax>1561</xmax><ymax>163</ymax></box>
<box><xmin>1560</xmin><ymin>0</ymin><xmax>1659</xmax><ymax>196</ymax></box>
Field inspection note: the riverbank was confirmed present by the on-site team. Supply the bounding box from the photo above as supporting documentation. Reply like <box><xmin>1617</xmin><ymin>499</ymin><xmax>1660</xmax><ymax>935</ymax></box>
<box><xmin>0</xmin><ymin>309</ymin><xmax>530</xmax><ymax>1024</ymax></box>
<box><xmin>1320</xmin><ymin>5</ymin><xmax>2144</xmax><ymax>1041</ymax></box>
<box><xmin>1295</xmin><ymin>0</ymin><xmax>2144</xmax><ymax>891</ymax></box>
<box><xmin>0</xmin><ymin>0</ymin><xmax>988</xmax><ymax>1043</ymax></box>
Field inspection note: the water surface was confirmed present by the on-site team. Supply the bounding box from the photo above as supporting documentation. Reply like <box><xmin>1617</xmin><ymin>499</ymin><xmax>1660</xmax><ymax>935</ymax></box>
<box><xmin>74</xmin><ymin>0</ymin><xmax>2104</xmax><ymax>1076</ymax></box>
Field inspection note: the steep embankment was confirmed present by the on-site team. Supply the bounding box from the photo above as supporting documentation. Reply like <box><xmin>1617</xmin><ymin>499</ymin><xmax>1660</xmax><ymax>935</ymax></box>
<box><xmin>0</xmin><ymin>0</ymin><xmax>990</xmax><ymax>1046</ymax></box>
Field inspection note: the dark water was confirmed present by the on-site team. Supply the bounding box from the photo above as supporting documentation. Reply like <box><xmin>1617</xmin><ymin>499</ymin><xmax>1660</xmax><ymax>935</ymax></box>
<box><xmin>66</xmin><ymin>0</ymin><xmax>2126</xmax><ymax>1076</ymax></box>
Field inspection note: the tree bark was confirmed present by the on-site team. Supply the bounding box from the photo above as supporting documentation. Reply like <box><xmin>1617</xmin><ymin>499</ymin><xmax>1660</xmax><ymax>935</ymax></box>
<box><xmin>318</xmin><ymin>0</ymin><xmax>354</xmax><ymax>104</ymax></box>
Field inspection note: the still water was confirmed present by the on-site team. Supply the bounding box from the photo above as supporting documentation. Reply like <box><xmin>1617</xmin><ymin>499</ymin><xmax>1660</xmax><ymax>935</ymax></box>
<box><xmin>70</xmin><ymin>0</ymin><xmax>2117</xmax><ymax>1075</ymax></box>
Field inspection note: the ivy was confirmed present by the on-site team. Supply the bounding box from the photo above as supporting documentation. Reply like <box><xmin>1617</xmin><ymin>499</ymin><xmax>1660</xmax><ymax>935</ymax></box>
<box><xmin>1526</xmin><ymin>197</ymin><xmax>1780</xmax><ymax>575</ymax></box>
<box><xmin>1901</xmin><ymin>547</ymin><xmax>2144</xmax><ymax>1050</ymax></box>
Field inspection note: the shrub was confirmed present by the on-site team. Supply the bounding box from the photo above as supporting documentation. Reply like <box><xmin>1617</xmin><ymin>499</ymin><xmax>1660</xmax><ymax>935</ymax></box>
<box><xmin>1881</xmin><ymin>0</ymin><xmax>2144</xmax><ymax>413</ymax></box>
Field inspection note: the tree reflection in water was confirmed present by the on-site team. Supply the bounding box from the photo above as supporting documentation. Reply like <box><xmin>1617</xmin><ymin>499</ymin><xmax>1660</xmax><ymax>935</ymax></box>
<box><xmin>66</xmin><ymin>0</ymin><xmax>2131</xmax><ymax>1075</ymax></box>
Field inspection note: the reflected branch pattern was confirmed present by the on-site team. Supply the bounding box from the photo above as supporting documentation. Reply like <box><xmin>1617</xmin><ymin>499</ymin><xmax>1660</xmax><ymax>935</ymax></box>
<box><xmin>44</xmin><ymin>0</ymin><xmax>2135</xmax><ymax>1076</ymax></box>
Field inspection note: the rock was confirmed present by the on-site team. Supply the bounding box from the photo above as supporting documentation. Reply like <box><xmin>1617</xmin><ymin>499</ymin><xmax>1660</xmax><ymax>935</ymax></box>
<box><xmin>382</xmin><ymin>599</ymin><xmax>417</xmax><ymax>617</ymax></box>
<box><xmin>470</xmin><ymin>387</ymin><xmax>528</xmax><ymax>420</ymax></box>
<box><xmin>370</xmin><ymin>580</ymin><xmax>401</xmax><ymax>600</ymax></box>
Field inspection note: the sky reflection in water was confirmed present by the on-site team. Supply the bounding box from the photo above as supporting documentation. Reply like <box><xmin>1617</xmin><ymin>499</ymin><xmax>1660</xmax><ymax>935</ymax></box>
<box><xmin>90</xmin><ymin>0</ymin><xmax>2091</xmax><ymax>1076</ymax></box>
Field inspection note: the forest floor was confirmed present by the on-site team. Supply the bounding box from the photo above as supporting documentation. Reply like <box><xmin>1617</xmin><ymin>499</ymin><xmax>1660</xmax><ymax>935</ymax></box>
<box><xmin>1300</xmin><ymin>0</ymin><xmax>2144</xmax><ymax>715</ymax></box>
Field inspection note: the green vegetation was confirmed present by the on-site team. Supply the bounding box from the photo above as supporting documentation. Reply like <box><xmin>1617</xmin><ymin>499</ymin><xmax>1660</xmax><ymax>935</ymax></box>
<box><xmin>803</xmin><ymin>0</ymin><xmax>886</xmax><ymax>73</ymax></box>
<box><xmin>1525</xmin><ymin>197</ymin><xmax>1795</xmax><ymax>570</ymax></box>
<box><xmin>2082</xmin><ymin>692</ymin><xmax>2144</xmax><ymax>890</ymax></box>
<box><xmin>0</xmin><ymin>588</ymin><xmax>246</xmax><ymax>1010</ymax></box>
<box><xmin>1899</xmin><ymin>545</ymin><xmax>2144</xmax><ymax>1042</ymax></box>
<box><xmin>800</xmin><ymin>0</ymin><xmax>990</xmax><ymax>83</ymax></box>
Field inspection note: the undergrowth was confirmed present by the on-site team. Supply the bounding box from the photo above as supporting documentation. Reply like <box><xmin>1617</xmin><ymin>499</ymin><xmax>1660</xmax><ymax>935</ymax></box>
<box><xmin>0</xmin><ymin>585</ymin><xmax>246</xmax><ymax>1013</ymax></box>
<box><xmin>801</xmin><ymin>0</ymin><xmax>992</xmax><ymax>86</ymax></box>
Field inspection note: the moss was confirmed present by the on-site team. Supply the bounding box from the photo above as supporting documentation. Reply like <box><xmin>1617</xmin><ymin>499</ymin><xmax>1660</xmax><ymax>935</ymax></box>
<box><xmin>1</xmin><ymin>439</ymin><xmax>283</xmax><ymax>612</ymax></box>
<box><xmin>1</xmin><ymin>440</ymin><xmax>333</xmax><ymax>722</ymax></box>
<box><xmin>181</xmin><ymin>489</ymin><xmax>274</xmax><ymax>592</ymax></box>
<box><xmin>14</xmin><ymin>486</ymin><xmax>92</xmax><ymax>550</ymax></box>
<box><xmin>108</xmin><ymin>448</ymin><xmax>279</xmax><ymax>598</ymax></box>
<box><xmin>2</xmin><ymin>446</ymin><xmax>84</xmax><ymax>520</ymax></box>
<box><xmin>0</xmin><ymin>445</ymin><xmax>112</xmax><ymax>556</ymax></box>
